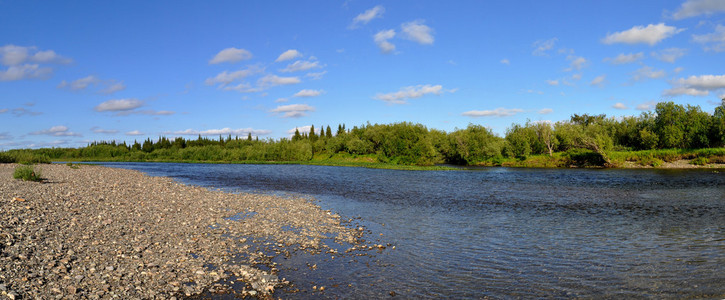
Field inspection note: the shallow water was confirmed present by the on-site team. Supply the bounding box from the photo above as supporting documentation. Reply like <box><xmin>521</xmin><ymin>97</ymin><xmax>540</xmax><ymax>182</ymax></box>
<box><xmin>96</xmin><ymin>162</ymin><xmax>725</xmax><ymax>298</ymax></box>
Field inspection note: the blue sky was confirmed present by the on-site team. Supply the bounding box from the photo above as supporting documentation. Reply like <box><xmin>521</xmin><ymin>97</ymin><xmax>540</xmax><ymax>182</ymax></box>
<box><xmin>1</xmin><ymin>0</ymin><xmax>725</xmax><ymax>149</ymax></box>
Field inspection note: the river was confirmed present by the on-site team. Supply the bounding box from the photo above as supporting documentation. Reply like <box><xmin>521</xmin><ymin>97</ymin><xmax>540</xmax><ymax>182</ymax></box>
<box><xmin>96</xmin><ymin>162</ymin><xmax>725</xmax><ymax>298</ymax></box>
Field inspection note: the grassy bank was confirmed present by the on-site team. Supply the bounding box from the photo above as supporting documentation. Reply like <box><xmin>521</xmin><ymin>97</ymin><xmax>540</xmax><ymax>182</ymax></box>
<box><xmin>476</xmin><ymin>148</ymin><xmax>725</xmax><ymax>169</ymax></box>
<box><xmin>52</xmin><ymin>153</ymin><xmax>457</xmax><ymax>171</ymax></box>
<box><xmin>10</xmin><ymin>147</ymin><xmax>725</xmax><ymax>170</ymax></box>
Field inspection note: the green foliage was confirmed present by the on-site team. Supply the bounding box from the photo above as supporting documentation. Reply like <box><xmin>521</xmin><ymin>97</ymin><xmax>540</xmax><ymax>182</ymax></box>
<box><xmin>13</xmin><ymin>165</ymin><xmax>43</xmax><ymax>182</ymax></box>
<box><xmin>0</xmin><ymin>152</ymin><xmax>14</xmax><ymax>163</ymax></box>
<box><xmin>690</xmin><ymin>157</ymin><xmax>709</xmax><ymax>166</ymax></box>
<box><xmin>564</xmin><ymin>148</ymin><xmax>607</xmax><ymax>167</ymax></box>
<box><xmin>8</xmin><ymin>99</ymin><xmax>725</xmax><ymax>168</ymax></box>
<box><xmin>638</xmin><ymin>128</ymin><xmax>659</xmax><ymax>150</ymax></box>
<box><xmin>1</xmin><ymin>150</ymin><xmax>51</xmax><ymax>164</ymax></box>
<box><xmin>447</xmin><ymin>124</ymin><xmax>504</xmax><ymax>165</ymax></box>
<box><xmin>655</xmin><ymin>102</ymin><xmax>686</xmax><ymax>149</ymax></box>
<box><xmin>504</xmin><ymin>124</ymin><xmax>533</xmax><ymax>159</ymax></box>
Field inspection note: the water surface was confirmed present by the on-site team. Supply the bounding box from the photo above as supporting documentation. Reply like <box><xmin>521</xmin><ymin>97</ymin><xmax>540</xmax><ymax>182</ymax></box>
<box><xmin>97</xmin><ymin>162</ymin><xmax>725</xmax><ymax>298</ymax></box>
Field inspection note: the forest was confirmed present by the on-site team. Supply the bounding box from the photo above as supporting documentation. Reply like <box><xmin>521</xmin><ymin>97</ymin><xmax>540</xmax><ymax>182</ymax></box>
<box><xmin>4</xmin><ymin>101</ymin><xmax>725</xmax><ymax>168</ymax></box>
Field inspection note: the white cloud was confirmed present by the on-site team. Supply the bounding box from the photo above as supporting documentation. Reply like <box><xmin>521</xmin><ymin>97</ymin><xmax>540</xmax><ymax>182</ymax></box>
<box><xmin>375</xmin><ymin>84</ymin><xmax>444</xmax><ymax>104</ymax></box>
<box><xmin>0</xmin><ymin>108</ymin><xmax>7</xmax><ymax>113</ymax></box>
<box><xmin>651</xmin><ymin>48</ymin><xmax>687</xmax><ymax>62</ymax></box>
<box><xmin>538</xmin><ymin>108</ymin><xmax>554</xmax><ymax>114</ymax></box>
<box><xmin>209</xmin><ymin>47</ymin><xmax>252</xmax><ymax>64</ymax></box>
<box><xmin>275</xmin><ymin>49</ymin><xmax>302</xmax><ymax>62</ymax></box>
<box><xmin>0</xmin><ymin>45</ymin><xmax>29</xmax><ymax>66</ymax></box>
<box><xmin>0</xmin><ymin>64</ymin><xmax>52</xmax><ymax>81</ymax></box>
<box><xmin>672</xmin><ymin>0</ymin><xmax>725</xmax><ymax>19</ymax></box>
<box><xmin>204</xmin><ymin>66</ymin><xmax>263</xmax><ymax>86</ymax></box>
<box><xmin>462</xmin><ymin>108</ymin><xmax>524</xmax><ymax>117</ymax></box>
<box><xmin>693</xmin><ymin>24</ymin><xmax>725</xmax><ymax>52</ymax></box>
<box><xmin>604</xmin><ymin>52</ymin><xmax>644</xmax><ymax>64</ymax></box>
<box><xmin>10</xmin><ymin>107</ymin><xmax>42</xmax><ymax>117</ymax></box>
<box><xmin>281</xmin><ymin>60</ymin><xmax>322</xmax><ymax>73</ymax></box>
<box><xmin>374</xmin><ymin>29</ymin><xmax>396</xmax><ymax>54</ymax></box>
<box><xmin>294</xmin><ymin>89</ymin><xmax>324</xmax><ymax>97</ymax></box>
<box><xmin>664</xmin><ymin>87</ymin><xmax>710</xmax><ymax>96</ymax></box>
<box><xmin>134</xmin><ymin>110</ymin><xmax>174</xmax><ymax>116</ymax></box>
<box><xmin>565</xmin><ymin>55</ymin><xmax>588</xmax><ymax>71</ymax></box>
<box><xmin>91</xmin><ymin>127</ymin><xmax>119</xmax><ymax>134</ymax></box>
<box><xmin>305</xmin><ymin>71</ymin><xmax>327</xmax><ymax>80</ymax></box>
<box><xmin>0</xmin><ymin>45</ymin><xmax>71</xmax><ymax>66</ymax></box>
<box><xmin>65</xmin><ymin>75</ymin><xmax>100</xmax><ymax>90</ymax></box>
<box><xmin>532</xmin><ymin>38</ymin><xmax>557</xmax><ymax>56</ymax></box>
<box><xmin>602</xmin><ymin>23</ymin><xmax>683</xmax><ymax>46</ymax></box>
<box><xmin>350</xmin><ymin>5</ymin><xmax>385</xmax><ymax>28</ymax></box>
<box><xmin>664</xmin><ymin>74</ymin><xmax>725</xmax><ymax>96</ymax></box>
<box><xmin>170</xmin><ymin>128</ymin><xmax>271</xmax><ymax>136</ymax></box>
<box><xmin>258</xmin><ymin>74</ymin><xmax>301</xmax><ymax>87</ymax></box>
<box><xmin>632</xmin><ymin>66</ymin><xmax>666</xmax><ymax>81</ymax></box>
<box><xmin>0</xmin><ymin>45</ymin><xmax>69</xmax><ymax>81</ymax></box>
<box><xmin>636</xmin><ymin>101</ymin><xmax>657</xmax><ymax>111</ymax></box>
<box><xmin>546</xmin><ymin>79</ymin><xmax>559</xmax><ymax>86</ymax></box>
<box><xmin>29</xmin><ymin>125</ymin><xmax>82</xmax><ymax>137</ymax></box>
<box><xmin>500</xmin><ymin>58</ymin><xmax>510</xmax><ymax>65</ymax></box>
<box><xmin>101</xmin><ymin>81</ymin><xmax>126</xmax><ymax>94</ymax></box>
<box><xmin>590</xmin><ymin>75</ymin><xmax>607</xmax><ymax>87</ymax></box>
<box><xmin>270</xmin><ymin>104</ymin><xmax>316</xmax><ymax>118</ymax></box>
<box><xmin>275</xmin><ymin>98</ymin><xmax>288</xmax><ymax>103</ymax></box>
<box><xmin>612</xmin><ymin>102</ymin><xmax>628</xmax><ymax>110</ymax></box>
<box><xmin>401</xmin><ymin>20</ymin><xmax>434</xmax><ymax>45</ymax></box>
<box><xmin>58</xmin><ymin>76</ymin><xmax>126</xmax><ymax>95</ymax></box>
<box><xmin>94</xmin><ymin>99</ymin><xmax>144</xmax><ymax>112</ymax></box>
<box><xmin>126</xmin><ymin>130</ymin><xmax>144</xmax><ymax>136</ymax></box>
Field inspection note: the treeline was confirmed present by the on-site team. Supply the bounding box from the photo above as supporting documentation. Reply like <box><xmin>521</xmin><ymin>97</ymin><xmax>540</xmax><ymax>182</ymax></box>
<box><xmin>5</xmin><ymin>101</ymin><xmax>725</xmax><ymax>167</ymax></box>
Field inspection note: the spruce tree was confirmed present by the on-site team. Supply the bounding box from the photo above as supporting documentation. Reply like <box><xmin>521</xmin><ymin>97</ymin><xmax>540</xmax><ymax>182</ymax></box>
<box><xmin>326</xmin><ymin>125</ymin><xmax>333</xmax><ymax>138</ymax></box>
<box><xmin>309</xmin><ymin>125</ymin><xmax>317</xmax><ymax>141</ymax></box>
<box><xmin>293</xmin><ymin>128</ymin><xmax>302</xmax><ymax>141</ymax></box>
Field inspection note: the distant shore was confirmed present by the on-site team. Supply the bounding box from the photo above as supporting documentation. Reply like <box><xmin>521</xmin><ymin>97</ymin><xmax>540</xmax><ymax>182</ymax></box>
<box><xmin>0</xmin><ymin>163</ymin><xmax>359</xmax><ymax>299</ymax></box>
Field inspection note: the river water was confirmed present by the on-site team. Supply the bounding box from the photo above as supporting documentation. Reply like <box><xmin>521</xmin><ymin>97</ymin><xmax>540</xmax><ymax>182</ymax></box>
<box><xmin>96</xmin><ymin>162</ymin><xmax>725</xmax><ymax>298</ymax></box>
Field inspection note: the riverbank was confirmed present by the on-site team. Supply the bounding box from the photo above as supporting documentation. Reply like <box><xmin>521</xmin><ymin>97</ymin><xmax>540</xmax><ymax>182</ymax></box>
<box><xmin>0</xmin><ymin>163</ymin><xmax>360</xmax><ymax>299</ymax></box>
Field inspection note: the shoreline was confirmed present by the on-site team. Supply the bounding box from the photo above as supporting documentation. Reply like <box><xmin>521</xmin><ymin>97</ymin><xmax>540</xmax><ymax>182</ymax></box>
<box><xmin>54</xmin><ymin>158</ymin><xmax>725</xmax><ymax>171</ymax></box>
<box><xmin>0</xmin><ymin>163</ymin><xmax>360</xmax><ymax>299</ymax></box>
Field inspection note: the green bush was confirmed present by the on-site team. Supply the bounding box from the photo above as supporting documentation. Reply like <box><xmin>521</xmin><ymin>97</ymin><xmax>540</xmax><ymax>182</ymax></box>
<box><xmin>0</xmin><ymin>152</ymin><xmax>14</xmax><ymax>163</ymax></box>
<box><xmin>13</xmin><ymin>165</ymin><xmax>43</xmax><ymax>182</ymax></box>
<box><xmin>690</xmin><ymin>157</ymin><xmax>709</xmax><ymax>166</ymax></box>
<box><xmin>564</xmin><ymin>148</ymin><xmax>607</xmax><ymax>167</ymax></box>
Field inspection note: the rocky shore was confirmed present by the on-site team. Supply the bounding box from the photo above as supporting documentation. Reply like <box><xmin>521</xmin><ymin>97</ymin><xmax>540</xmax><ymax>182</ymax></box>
<box><xmin>0</xmin><ymin>163</ymin><xmax>360</xmax><ymax>299</ymax></box>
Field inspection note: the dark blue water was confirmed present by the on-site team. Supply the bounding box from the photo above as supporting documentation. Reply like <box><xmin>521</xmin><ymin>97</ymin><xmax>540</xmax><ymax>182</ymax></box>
<box><xmin>95</xmin><ymin>162</ymin><xmax>725</xmax><ymax>298</ymax></box>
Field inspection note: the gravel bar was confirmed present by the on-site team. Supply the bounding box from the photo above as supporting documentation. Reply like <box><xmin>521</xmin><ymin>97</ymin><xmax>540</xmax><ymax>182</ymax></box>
<box><xmin>0</xmin><ymin>163</ymin><xmax>360</xmax><ymax>299</ymax></box>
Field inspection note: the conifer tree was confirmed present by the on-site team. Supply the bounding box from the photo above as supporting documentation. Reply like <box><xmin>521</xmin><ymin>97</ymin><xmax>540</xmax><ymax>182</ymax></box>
<box><xmin>310</xmin><ymin>125</ymin><xmax>317</xmax><ymax>142</ymax></box>
<box><xmin>326</xmin><ymin>125</ymin><xmax>333</xmax><ymax>138</ymax></box>
<box><xmin>247</xmin><ymin>132</ymin><xmax>253</xmax><ymax>141</ymax></box>
<box><xmin>293</xmin><ymin>128</ymin><xmax>302</xmax><ymax>141</ymax></box>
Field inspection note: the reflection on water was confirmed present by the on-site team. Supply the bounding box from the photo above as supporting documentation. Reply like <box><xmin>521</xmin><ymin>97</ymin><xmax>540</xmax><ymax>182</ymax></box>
<box><xmin>97</xmin><ymin>162</ymin><xmax>725</xmax><ymax>298</ymax></box>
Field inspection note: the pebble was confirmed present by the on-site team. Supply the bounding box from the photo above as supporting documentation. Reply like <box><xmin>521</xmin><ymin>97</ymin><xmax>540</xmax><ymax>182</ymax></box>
<box><xmin>0</xmin><ymin>163</ymin><xmax>360</xmax><ymax>299</ymax></box>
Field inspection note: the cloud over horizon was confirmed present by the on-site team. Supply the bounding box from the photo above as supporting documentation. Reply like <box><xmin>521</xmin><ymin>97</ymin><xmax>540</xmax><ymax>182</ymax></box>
<box><xmin>375</xmin><ymin>84</ymin><xmax>445</xmax><ymax>104</ymax></box>
<box><xmin>602</xmin><ymin>23</ymin><xmax>683</xmax><ymax>46</ymax></box>
<box><xmin>462</xmin><ymin>108</ymin><xmax>524</xmax><ymax>118</ymax></box>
